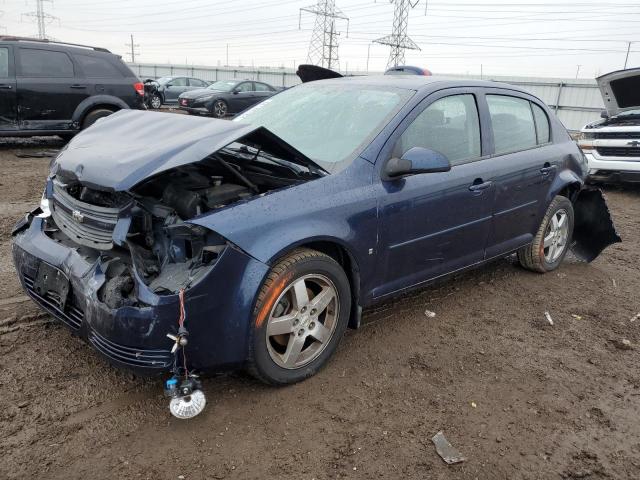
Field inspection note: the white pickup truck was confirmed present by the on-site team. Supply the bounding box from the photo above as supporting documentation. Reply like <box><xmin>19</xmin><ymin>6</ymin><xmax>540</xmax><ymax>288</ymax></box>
<box><xmin>578</xmin><ymin>68</ymin><xmax>640</xmax><ymax>183</ymax></box>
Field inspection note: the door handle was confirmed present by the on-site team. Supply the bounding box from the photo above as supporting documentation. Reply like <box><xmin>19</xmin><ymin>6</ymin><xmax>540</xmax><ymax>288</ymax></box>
<box><xmin>0</xmin><ymin>84</ymin><xmax>12</xmax><ymax>90</ymax></box>
<box><xmin>468</xmin><ymin>179</ymin><xmax>493</xmax><ymax>192</ymax></box>
<box><xmin>70</xmin><ymin>84</ymin><xmax>87</xmax><ymax>89</ymax></box>
<box><xmin>540</xmin><ymin>163</ymin><xmax>555</xmax><ymax>175</ymax></box>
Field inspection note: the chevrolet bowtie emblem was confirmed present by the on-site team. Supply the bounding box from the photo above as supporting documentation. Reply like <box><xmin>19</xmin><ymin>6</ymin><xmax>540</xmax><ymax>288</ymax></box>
<box><xmin>72</xmin><ymin>210</ymin><xmax>84</xmax><ymax>223</ymax></box>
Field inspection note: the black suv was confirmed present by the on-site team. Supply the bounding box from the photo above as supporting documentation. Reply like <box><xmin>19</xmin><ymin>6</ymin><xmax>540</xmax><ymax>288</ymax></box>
<box><xmin>0</xmin><ymin>37</ymin><xmax>144</xmax><ymax>140</ymax></box>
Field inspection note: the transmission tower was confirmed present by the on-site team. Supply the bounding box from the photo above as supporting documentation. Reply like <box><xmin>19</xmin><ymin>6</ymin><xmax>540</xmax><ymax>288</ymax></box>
<box><xmin>23</xmin><ymin>0</ymin><xmax>58</xmax><ymax>40</ymax></box>
<box><xmin>374</xmin><ymin>0</ymin><xmax>421</xmax><ymax>68</ymax></box>
<box><xmin>299</xmin><ymin>0</ymin><xmax>349</xmax><ymax>70</ymax></box>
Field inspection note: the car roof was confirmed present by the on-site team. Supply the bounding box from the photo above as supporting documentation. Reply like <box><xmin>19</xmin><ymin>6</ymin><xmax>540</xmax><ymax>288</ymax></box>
<box><xmin>316</xmin><ymin>74</ymin><xmax>527</xmax><ymax>94</ymax></box>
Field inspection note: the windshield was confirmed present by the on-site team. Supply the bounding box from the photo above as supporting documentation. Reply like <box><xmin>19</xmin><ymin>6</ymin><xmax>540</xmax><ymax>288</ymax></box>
<box><xmin>234</xmin><ymin>82</ymin><xmax>413</xmax><ymax>172</ymax></box>
<box><xmin>207</xmin><ymin>80</ymin><xmax>239</xmax><ymax>92</ymax></box>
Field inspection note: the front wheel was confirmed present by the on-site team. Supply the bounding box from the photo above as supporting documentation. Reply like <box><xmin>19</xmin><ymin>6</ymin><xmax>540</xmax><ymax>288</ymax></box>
<box><xmin>247</xmin><ymin>248</ymin><xmax>351</xmax><ymax>385</ymax></box>
<box><xmin>518</xmin><ymin>195</ymin><xmax>574</xmax><ymax>272</ymax></box>
<box><xmin>211</xmin><ymin>99</ymin><xmax>228</xmax><ymax>118</ymax></box>
<box><xmin>149</xmin><ymin>94</ymin><xmax>162</xmax><ymax>109</ymax></box>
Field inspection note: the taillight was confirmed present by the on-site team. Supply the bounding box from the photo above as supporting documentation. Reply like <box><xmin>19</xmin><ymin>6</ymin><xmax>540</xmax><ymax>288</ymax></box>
<box><xmin>133</xmin><ymin>82</ymin><xmax>144</xmax><ymax>96</ymax></box>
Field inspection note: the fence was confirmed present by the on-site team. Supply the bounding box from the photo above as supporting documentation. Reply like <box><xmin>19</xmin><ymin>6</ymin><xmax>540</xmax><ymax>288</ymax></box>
<box><xmin>128</xmin><ymin>62</ymin><xmax>604</xmax><ymax>131</ymax></box>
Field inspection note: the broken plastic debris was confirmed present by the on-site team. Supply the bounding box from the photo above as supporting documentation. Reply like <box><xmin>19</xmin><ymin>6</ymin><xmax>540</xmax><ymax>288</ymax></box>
<box><xmin>571</xmin><ymin>314</ymin><xmax>582</xmax><ymax>320</ymax></box>
<box><xmin>471</xmin><ymin>401</ymin><xmax>477</xmax><ymax>408</ymax></box>
<box><xmin>544</xmin><ymin>311</ymin><xmax>554</xmax><ymax>326</ymax></box>
<box><xmin>631</xmin><ymin>313</ymin><xmax>640</xmax><ymax>323</ymax></box>
<box><xmin>432</xmin><ymin>431</ymin><xmax>466</xmax><ymax>465</ymax></box>
<box><xmin>424</xmin><ymin>309</ymin><xmax>436</xmax><ymax>318</ymax></box>
<box><xmin>612</xmin><ymin>338</ymin><xmax>633</xmax><ymax>351</ymax></box>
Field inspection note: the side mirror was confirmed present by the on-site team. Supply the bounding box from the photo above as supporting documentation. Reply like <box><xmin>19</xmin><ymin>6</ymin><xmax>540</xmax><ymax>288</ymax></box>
<box><xmin>600</xmin><ymin>110</ymin><xmax>609</xmax><ymax>119</ymax></box>
<box><xmin>232</xmin><ymin>89</ymin><xmax>240</xmax><ymax>94</ymax></box>
<box><xmin>384</xmin><ymin>147</ymin><xmax>451</xmax><ymax>179</ymax></box>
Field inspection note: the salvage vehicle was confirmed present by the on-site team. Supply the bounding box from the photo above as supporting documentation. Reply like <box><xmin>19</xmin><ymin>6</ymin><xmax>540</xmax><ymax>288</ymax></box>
<box><xmin>577</xmin><ymin>68</ymin><xmax>640</xmax><ymax>183</ymax></box>
<box><xmin>0</xmin><ymin>36</ymin><xmax>144</xmax><ymax>140</ymax></box>
<box><xmin>177</xmin><ymin>79</ymin><xmax>278</xmax><ymax>118</ymax></box>
<box><xmin>145</xmin><ymin>76</ymin><xmax>210</xmax><ymax>109</ymax></box>
<box><xmin>12</xmin><ymin>75</ymin><xmax>620</xmax><ymax>418</ymax></box>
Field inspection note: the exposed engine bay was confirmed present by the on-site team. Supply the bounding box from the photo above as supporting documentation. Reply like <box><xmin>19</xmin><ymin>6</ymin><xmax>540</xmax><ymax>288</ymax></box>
<box><xmin>45</xmin><ymin>141</ymin><xmax>324</xmax><ymax>307</ymax></box>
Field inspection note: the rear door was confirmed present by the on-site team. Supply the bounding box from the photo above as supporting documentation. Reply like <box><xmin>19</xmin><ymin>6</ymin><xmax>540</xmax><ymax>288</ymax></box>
<box><xmin>482</xmin><ymin>91</ymin><xmax>558</xmax><ymax>257</ymax></box>
<box><xmin>253</xmin><ymin>82</ymin><xmax>275</xmax><ymax>103</ymax></box>
<box><xmin>375</xmin><ymin>89</ymin><xmax>495</xmax><ymax>297</ymax></box>
<box><xmin>73</xmin><ymin>52</ymin><xmax>134</xmax><ymax>104</ymax></box>
<box><xmin>16</xmin><ymin>47</ymin><xmax>81</xmax><ymax>130</ymax></box>
<box><xmin>0</xmin><ymin>44</ymin><xmax>17</xmax><ymax>131</ymax></box>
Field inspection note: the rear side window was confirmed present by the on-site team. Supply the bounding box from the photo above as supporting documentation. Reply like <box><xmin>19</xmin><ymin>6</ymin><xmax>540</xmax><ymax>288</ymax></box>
<box><xmin>487</xmin><ymin>95</ymin><xmax>536</xmax><ymax>154</ymax></box>
<box><xmin>394</xmin><ymin>94</ymin><xmax>481</xmax><ymax>166</ymax></box>
<box><xmin>168</xmin><ymin>77</ymin><xmax>187</xmax><ymax>86</ymax></box>
<box><xmin>0</xmin><ymin>48</ymin><xmax>9</xmax><ymax>77</ymax></box>
<box><xmin>254</xmin><ymin>82</ymin><xmax>272</xmax><ymax>92</ymax></box>
<box><xmin>18</xmin><ymin>48</ymin><xmax>74</xmax><ymax>77</ymax></box>
<box><xmin>75</xmin><ymin>54</ymin><xmax>122</xmax><ymax>78</ymax></box>
<box><xmin>189</xmin><ymin>78</ymin><xmax>207</xmax><ymax>87</ymax></box>
<box><xmin>532</xmin><ymin>103</ymin><xmax>550</xmax><ymax>144</ymax></box>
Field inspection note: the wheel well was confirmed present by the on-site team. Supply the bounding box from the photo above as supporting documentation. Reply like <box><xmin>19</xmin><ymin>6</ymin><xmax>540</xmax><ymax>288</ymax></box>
<box><xmin>557</xmin><ymin>182</ymin><xmax>581</xmax><ymax>203</ymax></box>
<box><xmin>297</xmin><ymin>241</ymin><xmax>362</xmax><ymax>330</ymax></box>
<box><xmin>82</xmin><ymin>104</ymin><xmax>118</xmax><ymax>121</ymax></box>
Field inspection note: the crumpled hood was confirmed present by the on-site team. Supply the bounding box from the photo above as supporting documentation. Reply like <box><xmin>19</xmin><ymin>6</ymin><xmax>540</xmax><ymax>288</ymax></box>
<box><xmin>597</xmin><ymin>68</ymin><xmax>640</xmax><ymax>117</ymax></box>
<box><xmin>53</xmin><ymin>109</ymin><xmax>321</xmax><ymax>191</ymax></box>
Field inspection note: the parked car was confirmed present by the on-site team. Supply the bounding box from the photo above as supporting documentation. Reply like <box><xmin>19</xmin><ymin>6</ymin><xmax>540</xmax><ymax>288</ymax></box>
<box><xmin>146</xmin><ymin>76</ymin><xmax>210</xmax><ymax>108</ymax></box>
<box><xmin>12</xmin><ymin>75</ymin><xmax>620</xmax><ymax>390</ymax></box>
<box><xmin>0</xmin><ymin>36</ymin><xmax>144</xmax><ymax>140</ymax></box>
<box><xmin>577</xmin><ymin>68</ymin><xmax>640</xmax><ymax>183</ymax></box>
<box><xmin>177</xmin><ymin>79</ymin><xmax>277</xmax><ymax>117</ymax></box>
<box><xmin>384</xmin><ymin>65</ymin><xmax>432</xmax><ymax>76</ymax></box>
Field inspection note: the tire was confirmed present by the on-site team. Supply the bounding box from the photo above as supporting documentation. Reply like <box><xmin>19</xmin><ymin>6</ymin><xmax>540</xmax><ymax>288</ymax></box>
<box><xmin>82</xmin><ymin>108</ymin><xmax>115</xmax><ymax>130</ymax></box>
<box><xmin>247</xmin><ymin>248</ymin><xmax>351</xmax><ymax>385</ymax></box>
<box><xmin>211</xmin><ymin>99</ymin><xmax>228</xmax><ymax>118</ymax></box>
<box><xmin>149</xmin><ymin>94</ymin><xmax>162</xmax><ymax>109</ymax></box>
<box><xmin>518</xmin><ymin>195</ymin><xmax>574</xmax><ymax>273</ymax></box>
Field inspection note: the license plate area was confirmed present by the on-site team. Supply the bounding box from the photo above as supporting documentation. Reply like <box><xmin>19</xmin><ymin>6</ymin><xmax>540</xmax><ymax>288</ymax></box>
<box><xmin>34</xmin><ymin>262</ymin><xmax>70</xmax><ymax>310</ymax></box>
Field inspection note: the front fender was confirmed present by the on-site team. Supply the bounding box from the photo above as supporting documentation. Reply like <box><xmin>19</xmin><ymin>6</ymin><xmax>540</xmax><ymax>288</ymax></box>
<box><xmin>572</xmin><ymin>188</ymin><xmax>621</xmax><ymax>262</ymax></box>
<box><xmin>71</xmin><ymin>95</ymin><xmax>130</xmax><ymax>124</ymax></box>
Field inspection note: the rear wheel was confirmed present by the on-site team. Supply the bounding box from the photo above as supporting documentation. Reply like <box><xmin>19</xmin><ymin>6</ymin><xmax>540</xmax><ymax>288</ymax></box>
<box><xmin>82</xmin><ymin>108</ymin><xmax>114</xmax><ymax>130</ymax></box>
<box><xmin>518</xmin><ymin>195</ymin><xmax>574</xmax><ymax>272</ymax></box>
<box><xmin>247</xmin><ymin>248</ymin><xmax>351</xmax><ymax>385</ymax></box>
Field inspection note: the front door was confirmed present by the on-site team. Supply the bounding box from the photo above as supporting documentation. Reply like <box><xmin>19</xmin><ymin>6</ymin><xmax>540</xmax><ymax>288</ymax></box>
<box><xmin>232</xmin><ymin>81</ymin><xmax>255</xmax><ymax>112</ymax></box>
<box><xmin>164</xmin><ymin>77</ymin><xmax>189</xmax><ymax>102</ymax></box>
<box><xmin>0</xmin><ymin>45</ymin><xmax>17</xmax><ymax>131</ymax></box>
<box><xmin>375</xmin><ymin>91</ymin><xmax>495</xmax><ymax>298</ymax></box>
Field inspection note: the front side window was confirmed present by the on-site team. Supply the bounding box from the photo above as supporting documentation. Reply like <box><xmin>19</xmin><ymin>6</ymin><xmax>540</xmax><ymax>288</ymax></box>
<box><xmin>19</xmin><ymin>48</ymin><xmax>73</xmax><ymax>77</ymax></box>
<box><xmin>235</xmin><ymin>83</ymin><xmax>412</xmax><ymax>172</ymax></box>
<box><xmin>394</xmin><ymin>94</ymin><xmax>481</xmax><ymax>166</ymax></box>
<box><xmin>75</xmin><ymin>54</ymin><xmax>122</xmax><ymax>78</ymax></box>
<box><xmin>168</xmin><ymin>77</ymin><xmax>187</xmax><ymax>86</ymax></box>
<box><xmin>0</xmin><ymin>48</ymin><xmax>9</xmax><ymax>77</ymax></box>
<box><xmin>532</xmin><ymin>103</ymin><xmax>550</xmax><ymax>144</ymax></box>
<box><xmin>487</xmin><ymin>95</ymin><xmax>537</xmax><ymax>154</ymax></box>
<box><xmin>235</xmin><ymin>82</ymin><xmax>253</xmax><ymax>92</ymax></box>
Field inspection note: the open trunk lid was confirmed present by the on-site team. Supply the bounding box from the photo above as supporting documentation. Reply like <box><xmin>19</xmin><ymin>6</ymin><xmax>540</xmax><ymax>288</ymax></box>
<box><xmin>53</xmin><ymin>110</ymin><xmax>324</xmax><ymax>191</ymax></box>
<box><xmin>597</xmin><ymin>68</ymin><xmax>640</xmax><ymax>117</ymax></box>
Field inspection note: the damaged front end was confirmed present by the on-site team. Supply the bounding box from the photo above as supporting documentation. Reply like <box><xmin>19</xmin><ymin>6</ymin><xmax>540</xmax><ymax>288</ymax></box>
<box><xmin>11</xmin><ymin>110</ymin><xmax>325</xmax><ymax>375</ymax></box>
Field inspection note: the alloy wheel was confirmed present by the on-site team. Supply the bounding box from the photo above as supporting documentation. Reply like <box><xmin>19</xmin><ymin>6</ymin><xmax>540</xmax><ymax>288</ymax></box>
<box><xmin>150</xmin><ymin>95</ymin><xmax>162</xmax><ymax>109</ymax></box>
<box><xmin>543</xmin><ymin>209</ymin><xmax>569</xmax><ymax>263</ymax></box>
<box><xmin>213</xmin><ymin>100</ymin><xmax>227</xmax><ymax>117</ymax></box>
<box><xmin>265</xmin><ymin>274</ymin><xmax>339</xmax><ymax>369</ymax></box>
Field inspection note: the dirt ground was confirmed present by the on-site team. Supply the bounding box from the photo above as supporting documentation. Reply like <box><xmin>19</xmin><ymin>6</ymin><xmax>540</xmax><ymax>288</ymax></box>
<box><xmin>1</xmin><ymin>136</ymin><xmax>639</xmax><ymax>480</ymax></box>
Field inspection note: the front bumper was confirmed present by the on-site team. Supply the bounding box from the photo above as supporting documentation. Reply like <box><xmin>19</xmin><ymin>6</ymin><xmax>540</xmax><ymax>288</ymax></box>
<box><xmin>178</xmin><ymin>105</ymin><xmax>211</xmax><ymax>115</ymax></box>
<box><xmin>584</xmin><ymin>152</ymin><xmax>640</xmax><ymax>182</ymax></box>
<box><xmin>11</xmin><ymin>212</ymin><xmax>269</xmax><ymax>375</ymax></box>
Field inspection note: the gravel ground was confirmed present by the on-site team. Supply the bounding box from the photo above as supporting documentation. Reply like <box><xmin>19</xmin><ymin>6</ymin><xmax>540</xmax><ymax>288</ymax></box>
<box><xmin>1</xmin><ymin>135</ymin><xmax>639</xmax><ymax>480</ymax></box>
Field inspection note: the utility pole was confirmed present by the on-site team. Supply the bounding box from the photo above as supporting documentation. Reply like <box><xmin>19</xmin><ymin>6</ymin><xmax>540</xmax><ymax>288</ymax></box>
<box><xmin>374</xmin><ymin>1</ymin><xmax>422</xmax><ymax>68</ymax></box>
<box><xmin>299</xmin><ymin>0</ymin><xmax>349</xmax><ymax>70</ymax></box>
<box><xmin>125</xmin><ymin>34</ymin><xmax>140</xmax><ymax>63</ymax></box>
<box><xmin>575</xmin><ymin>64</ymin><xmax>581</xmax><ymax>79</ymax></box>
<box><xmin>22</xmin><ymin>0</ymin><xmax>57</xmax><ymax>39</ymax></box>
<box><xmin>366</xmin><ymin>44</ymin><xmax>372</xmax><ymax>72</ymax></box>
<box><xmin>226</xmin><ymin>43</ymin><xmax>229</xmax><ymax>66</ymax></box>
<box><xmin>624</xmin><ymin>42</ymin><xmax>632</xmax><ymax>69</ymax></box>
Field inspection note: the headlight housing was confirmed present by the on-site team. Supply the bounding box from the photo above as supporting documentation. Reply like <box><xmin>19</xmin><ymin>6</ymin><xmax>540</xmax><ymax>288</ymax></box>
<box><xmin>577</xmin><ymin>131</ymin><xmax>595</xmax><ymax>151</ymax></box>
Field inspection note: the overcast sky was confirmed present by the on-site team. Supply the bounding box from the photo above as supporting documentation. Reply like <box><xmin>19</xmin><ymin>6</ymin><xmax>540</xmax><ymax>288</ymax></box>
<box><xmin>3</xmin><ymin>0</ymin><xmax>640</xmax><ymax>78</ymax></box>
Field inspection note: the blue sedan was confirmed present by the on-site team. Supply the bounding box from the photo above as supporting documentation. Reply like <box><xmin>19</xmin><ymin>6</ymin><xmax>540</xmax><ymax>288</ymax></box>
<box><xmin>12</xmin><ymin>76</ymin><xmax>620</xmax><ymax>388</ymax></box>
